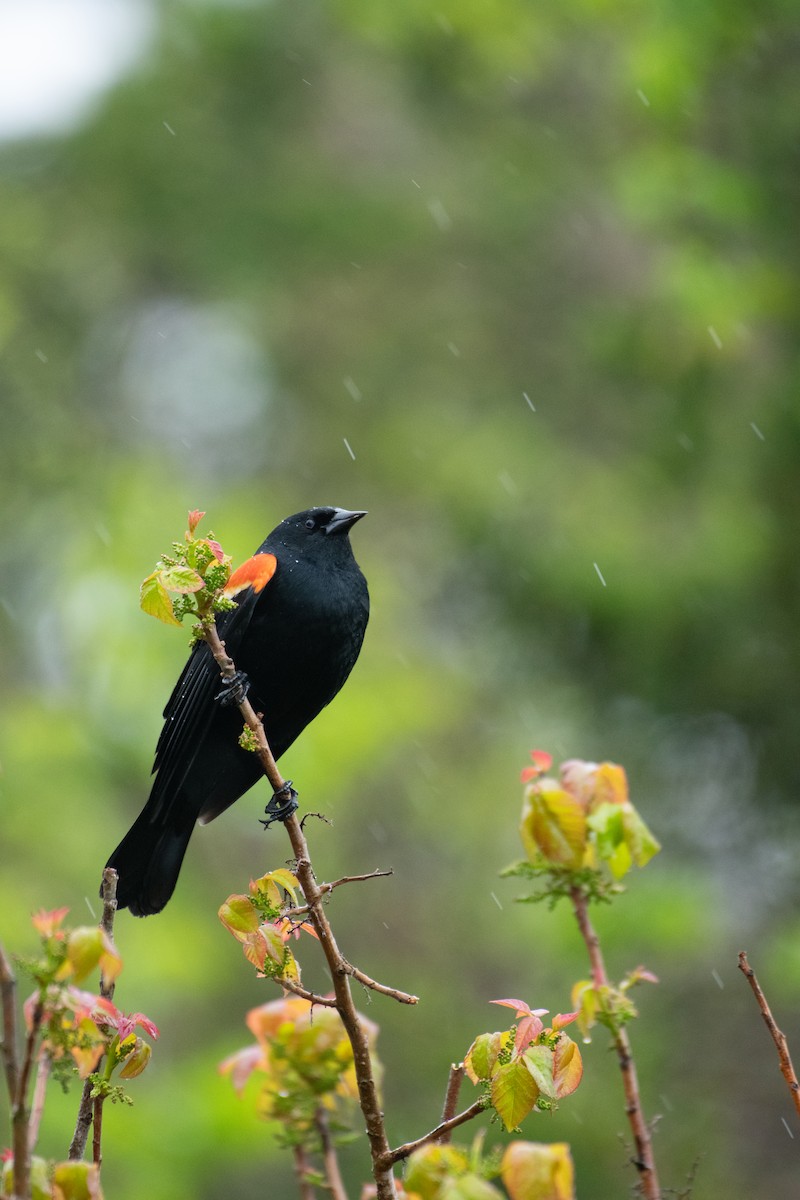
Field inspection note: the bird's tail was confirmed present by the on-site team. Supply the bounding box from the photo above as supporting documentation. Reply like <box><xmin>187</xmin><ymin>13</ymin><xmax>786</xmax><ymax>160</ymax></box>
<box><xmin>105</xmin><ymin>803</ymin><xmax>195</xmax><ymax>917</ymax></box>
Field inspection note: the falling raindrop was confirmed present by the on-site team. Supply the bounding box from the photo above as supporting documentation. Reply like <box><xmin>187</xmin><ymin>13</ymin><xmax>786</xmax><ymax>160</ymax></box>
<box><xmin>343</xmin><ymin>437</ymin><xmax>356</xmax><ymax>461</ymax></box>
<box><xmin>593</xmin><ymin>562</ymin><xmax>607</xmax><ymax>587</ymax></box>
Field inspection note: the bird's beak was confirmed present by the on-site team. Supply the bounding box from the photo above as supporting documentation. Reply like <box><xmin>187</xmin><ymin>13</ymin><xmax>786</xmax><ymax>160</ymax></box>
<box><xmin>324</xmin><ymin>509</ymin><xmax>368</xmax><ymax>535</ymax></box>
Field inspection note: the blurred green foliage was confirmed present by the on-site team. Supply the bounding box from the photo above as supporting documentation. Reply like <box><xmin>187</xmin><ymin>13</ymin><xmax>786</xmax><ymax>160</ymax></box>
<box><xmin>2</xmin><ymin>0</ymin><xmax>799</xmax><ymax>1197</ymax></box>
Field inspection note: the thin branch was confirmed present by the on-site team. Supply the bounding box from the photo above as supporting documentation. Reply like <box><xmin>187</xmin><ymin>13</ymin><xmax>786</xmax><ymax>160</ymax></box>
<box><xmin>315</xmin><ymin>1106</ymin><xmax>350</xmax><ymax>1200</ymax></box>
<box><xmin>92</xmin><ymin>1095</ymin><xmax>105</xmax><ymax>1166</ymax></box>
<box><xmin>288</xmin><ymin>871</ymin><xmax>394</xmax><ymax>916</ymax></box>
<box><xmin>293</xmin><ymin>1144</ymin><xmax>318</xmax><ymax>1200</ymax></box>
<box><xmin>69</xmin><ymin>869</ymin><xmax>119</xmax><ymax>1163</ymax></box>
<box><xmin>340</xmin><ymin>960</ymin><xmax>418</xmax><ymax>1006</ymax></box>
<box><xmin>570</xmin><ymin>887</ymin><xmax>660</xmax><ymax>1200</ymax></box>
<box><xmin>0</xmin><ymin>943</ymin><xmax>19</xmax><ymax>1110</ymax></box>
<box><xmin>28</xmin><ymin>1049</ymin><xmax>51</xmax><ymax>1154</ymax></box>
<box><xmin>11</xmin><ymin>993</ymin><xmax>44</xmax><ymax>1200</ymax></box>
<box><xmin>380</xmin><ymin>1100</ymin><xmax>487</xmax><ymax>1168</ymax></box>
<box><xmin>203</xmin><ymin>623</ymin><xmax>398</xmax><ymax>1200</ymax></box>
<box><xmin>275</xmin><ymin>978</ymin><xmax>338</xmax><ymax>1007</ymax></box>
<box><xmin>738</xmin><ymin>950</ymin><xmax>800</xmax><ymax>1120</ymax></box>
<box><xmin>437</xmin><ymin>1064</ymin><xmax>465</xmax><ymax>1142</ymax></box>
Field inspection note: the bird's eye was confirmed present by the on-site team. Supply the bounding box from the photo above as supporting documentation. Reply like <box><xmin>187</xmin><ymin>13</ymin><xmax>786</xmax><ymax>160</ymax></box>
<box><xmin>304</xmin><ymin>518</ymin><xmax>315</xmax><ymax>530</ymax></box>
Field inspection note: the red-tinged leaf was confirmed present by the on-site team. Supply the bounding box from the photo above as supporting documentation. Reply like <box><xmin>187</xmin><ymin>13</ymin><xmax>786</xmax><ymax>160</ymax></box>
<box><xmin>52</xmin><ymin>1160</ymin><xmax>104</xmax><ymax>1200</ymax></box>
<box><xmin>224</xmin><ymin>553</ymin><xmax>277</xmax><ymax>597</ymax></box>
<box><xmin>501</xmin><ymin>1141</ymin><xmax>576</xmax><ymax>1200</ymax></box>
<box><xmin>140</xmin><ymin>572</ymin><xmax>181</xmax><ymax>625</ymax></box>
<box><xmin>628</xmin><ymin>965</ymin><xmax>659</xmax><ymax>986</ymax></box>
<box><xmin>520</xmin><ymin>785</ymin><xmax>587</xmax><ymax>868</ymax></box>
<box><xmin>242</xmin><ymin>924</ymin><xmax>286</xmax><ymax>970</ymax></box>
<box><xmin>552</xmin><ymin>1035</ymin><xmax>583</xmax><ymax>1098</ymax></box>
<box><xmin>514</xmin><ymin>1014</ymin><xmax>546</xmax><ymax>1054</ymax></box>
<box><xmin>219</xmin><ymin>895</ymin><xmax>260</xmax><ymax>940</ymax></box>
<box><xmin>492</xmin><ymin>1059</ymin><xmax>540</xmax><ymax>1130</ymax></box>
<box><xmin>31</xmin><ymin>906</ymin><xmax>70</xmax><ymax>937</ymax></box>
<box><xmin>491</xmin><ymin>999</ymin><xmax>548</xmax><ymax>1020</ymax></box>
<box><xmin>217</xmin><ymin>1046</ymin><xmax>263</xmax><ymax>1094</ymax></box>
<box><xmin>241</xmin><ymin>929</ymin><xmax>270</xmax><ymax>970</ymax></box>
<box><xmin>187</xmin><ymin>509</ymin><xmax>205</xmax><ymax>535</ymax></box>
<box><xmin>219</xmin><ymin>1043</ymin><xmax>264</xmax><ymax>1093</ymax></box>
<box><xmin>531</xmin><ymin>750</ymin><xmax>553</xmax><ymax>772</ymax></box>
<box><xmin>157</xmin><ymin>565</ymin><xmax>205</xmax><ymax>593</ymax></box>
<box><xmin>550</xmin><ymin>1011</ymin><xmax>579</xmax><ymax>1031</ymax></box>
<box><xmin>559</xmin><ymin>759</ymin><xmax>598</xmax><ymax>805</ymax></box>
<box><xmin>205</xmin><ymin>538</ymin><xmax>226</xmax><ymax>562</ymax></box>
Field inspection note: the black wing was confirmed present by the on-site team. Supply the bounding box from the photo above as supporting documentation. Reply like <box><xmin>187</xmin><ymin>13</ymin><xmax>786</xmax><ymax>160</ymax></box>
<box><xmin>148</xmin><ymin>589</ymin><xmax>263</xmax><ymax>817</ymax></box>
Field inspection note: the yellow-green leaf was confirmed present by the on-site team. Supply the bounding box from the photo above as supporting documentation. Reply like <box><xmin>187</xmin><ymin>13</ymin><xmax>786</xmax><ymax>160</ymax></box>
<box><xmin>520</xmin><ymin>785</ymin><xmax>587</xmax><ymax>868</ymax></box>
<box><xmin>491</xmin><ymin>1060</ymin><xmax>539</xmax><ymax>1131</ymax></box>
<box><xmin>157</xmin><ymin>564</ymin><xmax>205</xmax><ymax>593</ymax></box>
<box><xmin>219</xmin><ymin>895</ymin><xmax>259</xmax><ymax>939</ymax></box>
<box><xmin>501</xmin><ymin>1141</ymin><xmax>575</xmax><ymax>1200</ymax></box>
<box><xmin>140</xmin><ymin>572</ymin><xmax>181</xmax><ymax>625</ymax></box>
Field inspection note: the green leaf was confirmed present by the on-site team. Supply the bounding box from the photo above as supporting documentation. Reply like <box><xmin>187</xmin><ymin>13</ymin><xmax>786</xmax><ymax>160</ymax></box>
<box><xmin>140</xmin><ymin>572</ymin><xmax>181</xmax><ymax>625</ymax></box>
<box><xmin>465</xmin><ymin>1030</ymin><xmax>511</xmax><ymax>1083</ymax></box>
<box><xmin>157</xmin><ymin>564</ymin><xmax>205</xmax><ymax>593</ymax></box>
<box><xmin>621</xmin><ymin>804</ymin><xmax>661</xmax><ymax>869</ymax></box>
<box><xmin>522</xmin><ymin>1045</ymin><xmax>556</xmax><ymax>1100</ymax></box>
<box><xmin>491</xmin><ymin>1060</ymin><xmax>539</xmax><ymax>1131</ymax></box>
<box><xmin>587</xmin><ymin>802</ymin><xmax>660</xmax><ymax>878</ymax></box>
<box><xmin>441</xmin><ymin>1174</ymin><xmax>504</xmax><ymax>1200</ymax></box>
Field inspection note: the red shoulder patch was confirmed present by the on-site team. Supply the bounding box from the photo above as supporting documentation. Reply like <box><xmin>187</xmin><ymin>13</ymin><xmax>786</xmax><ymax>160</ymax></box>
<box><xmin>223</xmin><ymin>553</ymin><xmax>277</xmax><ymax>598</ymax></box>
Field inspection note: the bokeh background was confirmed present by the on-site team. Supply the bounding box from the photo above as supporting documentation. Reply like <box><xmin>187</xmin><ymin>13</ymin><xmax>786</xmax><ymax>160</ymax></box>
<box><xmin>2</xmin><ymin>0</ymin><xmax>800</xmax><ymax>1196</ymax></box>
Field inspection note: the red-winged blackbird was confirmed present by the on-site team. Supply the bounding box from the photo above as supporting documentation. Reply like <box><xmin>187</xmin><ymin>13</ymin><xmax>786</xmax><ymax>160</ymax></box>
<box><xmin>106</xmin><ymin>507</ymin><xmax>369</xmax><ymax>916</ymax></box>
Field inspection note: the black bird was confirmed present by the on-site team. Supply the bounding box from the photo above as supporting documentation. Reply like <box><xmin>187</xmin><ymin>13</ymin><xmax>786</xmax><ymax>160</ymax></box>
<box><xmin>106</xmin><ymin>507</ymin><xmax>369</xmax><ymax>916</ymax></box>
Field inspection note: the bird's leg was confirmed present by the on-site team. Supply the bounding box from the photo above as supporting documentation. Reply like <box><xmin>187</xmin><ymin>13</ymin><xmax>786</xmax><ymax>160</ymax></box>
<box><xmin>260</xmin><ymin>780</ymin><xmax>299</xmax><ymax>827</ymax></box>
<box><xmin>214</xmin><ymin>669</ymin><xmax>251</xmax><ymax>706</ymax></box>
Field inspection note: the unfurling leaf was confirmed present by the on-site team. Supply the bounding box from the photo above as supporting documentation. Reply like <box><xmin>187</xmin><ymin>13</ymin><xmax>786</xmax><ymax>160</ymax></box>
<box><xmin>140</xmin><ymin>572</ymin><xmax>181</xmax><ymax>625</ymax></box>
<box><xmin>520</xmin><ymin>785</ymin><xmax>587</xmax><ymax>868</ymax></box>
<box><xmin>187</xmin><ymin>509</ymin><xmax>206</xmax><ymax>535</ymax></box>
<box><xmin>501</xmin><ymin>1141</ymin><xmax>575</xmax><ymax>1200</ymax></box>
<box><xmin>118</xmin><ymin>1036</ymin><xmax>152</xmax><ymax>1078</ymax></box>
